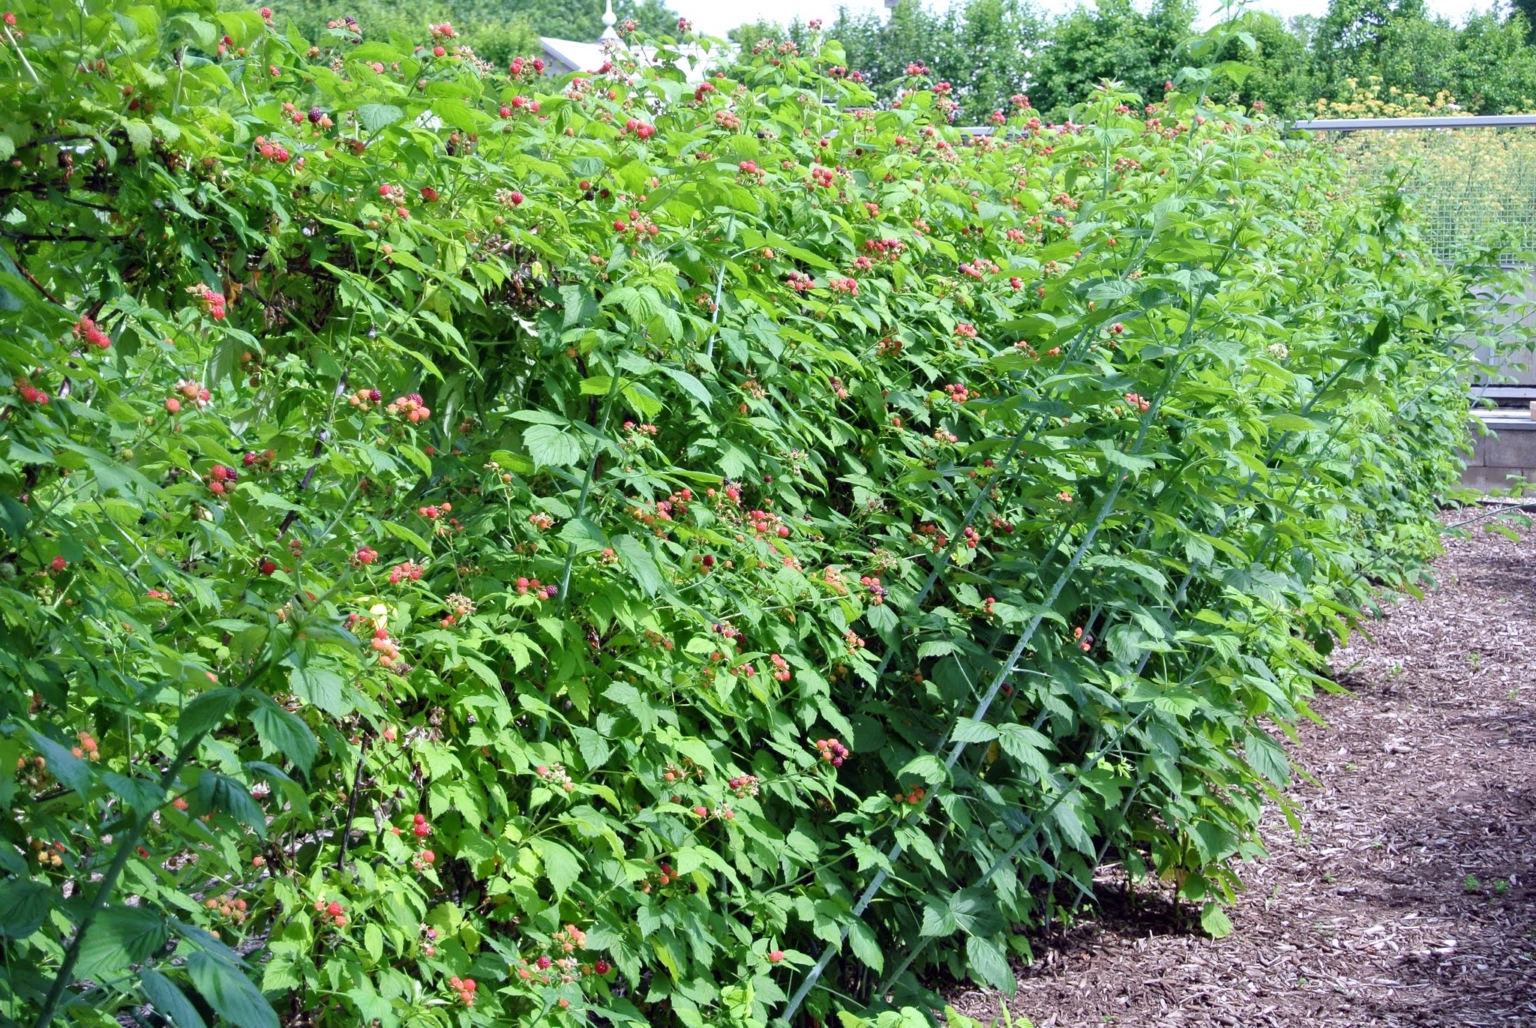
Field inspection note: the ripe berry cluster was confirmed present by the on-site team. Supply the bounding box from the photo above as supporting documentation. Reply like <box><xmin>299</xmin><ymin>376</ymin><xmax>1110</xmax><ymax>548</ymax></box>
<box><xmin>727</xmin><ymin>773</ymin><xmax>761</xmax><ymax>797</ymax></box>
<box><xmin>170</xmin><ymin>379</ymin><xmax>211</xmax><ymax>411</ymax></box>
<box><xmin>70</xmin><ymin>731</ymin><xmax>100</xmax><ymax>762</ymax></box>
<box><xmin>446</xmin><ymin>976</ymin><xmax>476</xmax><ymax>1006</ymax></box>
<box><xmin>388</xmin><ymin>561</ymin><xmax>424</xmax><ymax>585</ymax></box>
<box><xmin>619</xmin><ymin>118</ymin><xmax>656</xmax><ymax>140</ymax></box>
<box><xmin>15</xmin><ymin>376</ymin><xmax>49</xmax><ymax>405</ymax></box>
<box><xmin>207</xmin><ymin>464</ymin><xmax>238</xmax><ymax>496</ymax></box>
<box><xmin>515</xmin><ymin>576</ymin><xmax>558</xmax><ymax>599</ymax></box>
<box><xmin>507</xmin><ymin>56</ymin><xmax>546</xmax><ymax>77</ymax></box>
<box><xmin>386</xmin><ymin>392</ymin><xmax>431</xmax><ymax>422</ymax></box>
<box><xmin>186</xmin><ymin>283</ymin><xmax>227</xmax><ymax>319</ymax></box>
<box><xmin>815</xmin><ymin>737</ymin><xmax>850</xmax><ymax>767</ymax></box>
<box><xmin>253</xmin><ymin>135</ymin><xmax>292</xmax><ymax>163</ymax></box>
<box><xmin>71</xmin><ymin>315</ymin><xmax>110</xmax><ymax>350</ymax></box>
<box><xmin>313</xmin><ymin>898</ymin><xmax>348</xmax><ymax>927</ymax></box>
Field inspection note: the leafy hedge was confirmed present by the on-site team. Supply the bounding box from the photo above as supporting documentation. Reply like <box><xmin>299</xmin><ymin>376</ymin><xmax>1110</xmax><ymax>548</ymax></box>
<box><xmin>0</xmin><ymin>4</ymin><xmax>1502</xmax><ymax>1027</ymax></box>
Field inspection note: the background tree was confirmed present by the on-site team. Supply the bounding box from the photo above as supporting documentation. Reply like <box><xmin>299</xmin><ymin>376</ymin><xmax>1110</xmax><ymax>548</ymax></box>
<box><xmin>1211</xmin><ymin>10</ymin><xmax>1323</xmax><ymax>114</ymax></box>
<box><xmin>1028</xmin><ymin>0</ymin><xmax>1196</xmax><ymax>118</ymax></box>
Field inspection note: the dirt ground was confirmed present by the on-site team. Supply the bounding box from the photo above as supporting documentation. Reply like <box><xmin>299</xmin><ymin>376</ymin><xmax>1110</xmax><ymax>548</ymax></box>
<box><xmin>948</xmin><ymin>513</ymin><xmax>1536</xmax><ymax>1027</ymax></box>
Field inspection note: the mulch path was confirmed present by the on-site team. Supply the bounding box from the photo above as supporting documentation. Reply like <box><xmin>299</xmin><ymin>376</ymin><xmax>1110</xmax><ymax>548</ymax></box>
<box><xmin>948</xmin><ymin>513</ymin><xmax>1536</xmax><ymax>1027</ymax></box>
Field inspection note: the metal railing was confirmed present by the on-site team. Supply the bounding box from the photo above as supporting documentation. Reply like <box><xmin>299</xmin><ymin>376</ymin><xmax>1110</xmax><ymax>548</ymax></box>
<box><xmin>1291</xmin><ymin>114</ymin><xmax>1536</xmax><ymax>267</ymax></box>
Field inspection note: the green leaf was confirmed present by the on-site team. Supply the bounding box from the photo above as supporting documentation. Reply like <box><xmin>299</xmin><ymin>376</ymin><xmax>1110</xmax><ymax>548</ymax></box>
<box><xmin>1268</xmin><ymin>413</ymin><xmax>1325</xmax><ymax>433</ymax></box>
<box><xmin>350</xmin><ymin>43</ymin><xmax>407</xmax><ymax>63</ymax></box>
<box><xmin>846</xmin><ymin>919</ymin><xmax>884</xmax><ymax>973</ymax></box>
<box><xmin>181</xmin><ymin>688</ymin><xmax>240</xmax><ymax>743</ymax></box>
<box><xmin>997</xmin><ymin>724</ymin><xmax>1052</xmax><ymax>777</ymax></box>
<box><xmin>103</xmin><ymin>772</ymin><xmax>167</xmax><ymax>813</ymax></box>
<box><xmin>77</xmin><ymin>905</ymin><xmax>170</xmax><ymax>977</ymax></box>
<box><xmin>0</xmin><ymin>879</ymin><xmax>51</xmax><ymax>939</ymax></box>
<box><xmin>431</xmin><ymin>98</ymin><xmax>483</xmax><ymax>134</ymax></box>
<box><xmin>25</xmin><ymin>731</ymin><xmax>92</xmax><ymax>795</ymax></box>
<box><xmin>950</xmin><ymin>718</ymin><xmax>998</xmax><ymax>743</ymax></box>
<box><xmin>140</xmin><ymin>969</ymin><xmax>209</xmax><ymax>1028</ymax></box>
<box><xmin>1200</xmin><ymin>901</ymin><xmax>1233</xmax><ymax>939</ymax></box>
<box><xmin>123</xmin><ymin>119</ymin><xmax>154</xmax><ymax>155</ymax></box>
<box><xmin>613</xmin><ymin>535</ymin><xmax>663</xmax><ymax>597</ymax></box>
<box><xmin>662</xmin><ymin>367</ymin><xmax>714</xmax><ymax>408</ymax></box>
<box><xmin>290</xmin><ymin>666</ymin><xmax>350</xmax><ymax>717</ymax></box>
<box><xmin>356</xmin><ymin>103</ymin><xmax>405</xmax><ymax>132</ymax></box>
<box><xmin>380</xmin><ymin>519</ymin><xmax>433</xmax><ymax>556</ymax></box>
<box><xmin>364</xmin><ymin>923</ymin><xmax>385</xmax><ymax>962</ymax></box>
<box><xmin>1051</xmin><ymin>801</ymin><xmax>1094</xmax><ymax>855</ymax></box>
<box><xmin>186</xmin><ymin>952</ymin><xmax>278</xmax><ymax>1028</ymax></box>
<box><xmin>196</xmin><ymin>772</ymin><xmax>268</xmax><ymax>839</ymax></box>
<box><xmin>524</xmin><ymin>424</ymin><xmax>583</xmax><ymax>468</ymax></box>
<box><xmin>897</xmin><ymin>754</ymin><xmax>947</xmax><ymax>784</ymax></box>
<box><xmin>250</xmin><ymin>696</ymin><xmax>318</xmax><ymax>776</ymax></box>
<box><xmin>533</xmin><ymin>838</ymin><xmax>581</xmax><ymax>896</ymax></box>
<box><xmin>1245</xmin><ymin>729</ymin><xmax>1290</xmax><ymax>786</ymax></box>
<box><xmin>965</xmin><ymin>933</ymin><xmax>1014</xmax><ymax>993</ymax></box>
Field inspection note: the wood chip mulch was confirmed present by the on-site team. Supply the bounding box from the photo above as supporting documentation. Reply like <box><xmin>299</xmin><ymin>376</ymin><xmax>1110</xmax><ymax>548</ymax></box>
<box><xmin>947</xmin><ymin>515</ymin><xmax>1536</xmax><ymax>1027</ymax></box>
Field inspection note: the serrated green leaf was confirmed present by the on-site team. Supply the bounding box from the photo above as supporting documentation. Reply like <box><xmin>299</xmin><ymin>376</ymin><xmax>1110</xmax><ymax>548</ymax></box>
<box><xmin>613</xmin><ymin>535</ymin><xmax>663</xmax><ymax>596</ymax></box>
<box><xmin>524</xmin><ymin>424</ymin><xmax>583</xmax><ymax>468</ymax></box>
<box><xmin>140</xmin><ymin>969</ymin><xmax>209</xmax><ymax>1028</ymax></box>
<box><xmin>187</xmin><ymin>952</ymin><xmax>278</xmax><ymax>1028</ymax></box>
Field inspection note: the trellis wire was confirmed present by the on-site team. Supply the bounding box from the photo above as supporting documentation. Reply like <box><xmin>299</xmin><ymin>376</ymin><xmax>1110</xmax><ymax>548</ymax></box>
<box><xmin>870</xmin><ymin>333</ymin><xmax>1398</xmax><ymax>993</ymax></box>
<box><xmin>853</xmin><ymin>233</ymin><xmax>1163</xmax><ymax>693</ymax></box>
<box><xmin>778</xmin><ymin>286</ymin><xmax>1209</xmax><ymax>1021</ymax></box>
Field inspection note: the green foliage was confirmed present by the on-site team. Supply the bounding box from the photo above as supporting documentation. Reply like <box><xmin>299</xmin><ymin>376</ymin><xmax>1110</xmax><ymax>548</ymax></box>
<box><xmin>1209</xmin><ymin>11</ymin><xmax>1323</xmax><ymax>116</ymax></box>
<box><xmin>0</xmin><ymin>2</ymin><xmax>1513</xmax><ymax>1027</ymax></box>
<box><xmin>1028</xmin><ymin>0</ymin><xmax>1197</xmax><ymax>119</ymax></box>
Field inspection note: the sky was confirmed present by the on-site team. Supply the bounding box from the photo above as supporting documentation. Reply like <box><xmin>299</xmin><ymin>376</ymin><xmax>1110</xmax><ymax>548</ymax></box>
<box><xmin>668</xmin><ymin>0</ymin><xmax>1502</xmax><ymax>38</ymax></box>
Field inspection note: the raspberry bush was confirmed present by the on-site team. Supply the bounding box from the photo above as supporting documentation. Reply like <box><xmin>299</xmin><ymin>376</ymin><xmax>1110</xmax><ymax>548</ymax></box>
<box><xmin>0</xmin><ymin>3</ymin><xmax>1508</xmax><ymax>1027</ymax></box>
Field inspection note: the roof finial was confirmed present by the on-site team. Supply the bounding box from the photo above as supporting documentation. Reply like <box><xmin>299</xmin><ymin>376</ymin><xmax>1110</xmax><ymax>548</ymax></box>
<box><xmin>599</xmin><ymin>0</ymin><xmax>619</xmax><ymax>41</ymax></box>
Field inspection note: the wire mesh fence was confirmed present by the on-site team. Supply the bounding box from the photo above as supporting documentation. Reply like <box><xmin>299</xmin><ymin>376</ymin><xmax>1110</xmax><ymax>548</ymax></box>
<box><xmin>1292</xmin><ymin>115</ymin><xmax>1536</xmax><ymax>267</ymax></box>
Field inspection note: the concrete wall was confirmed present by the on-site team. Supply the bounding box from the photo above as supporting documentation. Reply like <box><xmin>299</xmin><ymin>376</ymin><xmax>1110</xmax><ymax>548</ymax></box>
<box><xmin>1463</xmin><ymin>411</ymin><xmax>1536</xmax><ymax>490</ymax></box>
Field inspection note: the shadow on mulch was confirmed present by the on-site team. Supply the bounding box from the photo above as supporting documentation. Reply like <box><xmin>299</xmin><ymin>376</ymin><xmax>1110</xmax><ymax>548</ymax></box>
<box><xmin>945</xmin><ymin>519</ymin><xmax>1536</xmax><ymax>1028</ymax></box>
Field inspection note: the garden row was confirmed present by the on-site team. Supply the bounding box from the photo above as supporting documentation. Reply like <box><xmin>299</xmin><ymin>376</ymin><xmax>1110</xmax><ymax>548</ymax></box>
<box><xmin>0</xmin><ymin>3</ymin><xmax>1508</xmax><ymax>1027</ymax></box>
